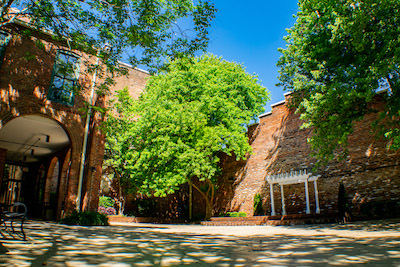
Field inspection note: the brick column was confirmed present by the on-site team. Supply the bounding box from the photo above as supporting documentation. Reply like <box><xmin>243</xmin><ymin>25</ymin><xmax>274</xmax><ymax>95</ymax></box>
<box><xmin>0</xmin><ymin>148</ymin><xmax>7</xmax><ymax>190</ymax></box>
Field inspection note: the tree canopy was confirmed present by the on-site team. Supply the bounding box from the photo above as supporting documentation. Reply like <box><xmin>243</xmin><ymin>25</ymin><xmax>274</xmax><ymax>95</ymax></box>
<box><xmin>103</xmin><ymin>54</ymin><xmax>269</xmax><ymax>218</ymax></box>
<box><xmin>0</xmin><ymin>0</ymin><xmax>216</xmax><ymax>72</ymax></box>
<box><xmin>277</xmin><ymin>0</ymin><xmax>400</xmax><ymax>165</ymax></box>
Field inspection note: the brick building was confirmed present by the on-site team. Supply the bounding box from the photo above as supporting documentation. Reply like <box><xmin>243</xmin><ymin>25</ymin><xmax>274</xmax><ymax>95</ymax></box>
<box><xmin>214</xmin><ymin>92</ymin><xmax>400</xmax><ymax>219</ymax></box>
<box><xmin>0</xmin><ymin>20</ymin><xmax>148</xmax><ymax>220</ymax></box>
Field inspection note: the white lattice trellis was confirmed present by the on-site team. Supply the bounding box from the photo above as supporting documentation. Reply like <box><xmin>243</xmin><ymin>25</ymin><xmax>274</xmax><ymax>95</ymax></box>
<box><xmin>265</xmin><ymin>169</ymin><xmax>320</xmax><ymax>216</ymax></box>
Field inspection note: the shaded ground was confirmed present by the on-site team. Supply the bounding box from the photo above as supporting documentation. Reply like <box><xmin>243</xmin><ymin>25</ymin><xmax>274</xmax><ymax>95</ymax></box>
<box><xmin>0</xmin><ymin>219</ymin><xmax>400</xmax><ymax>266</ymax></box>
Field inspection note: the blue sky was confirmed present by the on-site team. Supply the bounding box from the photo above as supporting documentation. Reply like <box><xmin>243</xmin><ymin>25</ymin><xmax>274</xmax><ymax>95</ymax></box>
<box><xmin>206</xmin><ymin>1</ymin><xmax>299</xmax><ymax>113</ymax></box>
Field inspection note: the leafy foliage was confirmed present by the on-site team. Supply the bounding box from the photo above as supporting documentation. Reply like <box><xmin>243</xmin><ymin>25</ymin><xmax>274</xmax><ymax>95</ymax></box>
<box><xmin>135</xmin><ymin>198</ymin><xmax>157</xmax><ymax>217</ymax></box>
<box><xmin>253</xmin><ymin>193</ymin><xmax>263</xmax><ymax>216</ymax></box>
<box><xmin>103</xmin><ymin>54</ymin><xmax>269</xmax><ymax>219</ymax></box>
<box><xmin>219</xmin><ymin>212</ymin><xmax>247</xmax><ymax>217</ymax></box>
<box><xmin>277</xmin><ymin>0</ymin><xmax>400</xmax><ymax>165</ymax></box>
<box><xmin>61</xmin><ymin>210</ymin><xmax>109</xmax><ymax>226</ymax></box>
<box><xmin>102</xmin><ymin>88</ymin><xmax>136</xmax><ymax>201</ymax></box>
<box><xmin>98</xmin><ymin>196</ymin><xmax>115</xmax><ymax>208</ymax></box>
<box><xmin>1</xmin><ymin>0</ymin><xmax>216</xmax><ymax>73</ymax></box>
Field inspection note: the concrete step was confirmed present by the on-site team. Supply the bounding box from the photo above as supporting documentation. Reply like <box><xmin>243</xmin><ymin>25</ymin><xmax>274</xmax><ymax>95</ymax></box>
<box><xmin>201</xmin><ymin>214</ymin><xmax>339</xmax><ymax>226</ymax></box>
<box><xmin>209</xmin><ymin>216</ymin><xmax>269</xmax><ymax>222</ymax></box>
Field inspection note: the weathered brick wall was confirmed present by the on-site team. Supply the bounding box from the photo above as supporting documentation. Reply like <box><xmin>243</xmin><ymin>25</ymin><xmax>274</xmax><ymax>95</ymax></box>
<box><xmin>0</xmin><ymin>24</ymin><xmax>94</xmax><ymax>215</ymax></box>
<box><xmin>215</xmin><ymin>93</ymin><xmax>400</xmax><ymax>218</ymax></box>
<box><xmin>87</xmin><ymin>66</ymin><xmax>149</xmax><ymax>212</ymax></box>
<box><xmin>109</xmin><ymin>63</ymin><xmax>149</xmax><ymax>100</ymax></box>
<box><xmin>102</xmin><ymin>77</ymin><xmax>399</xmax><ymax>220</ymax></box>
<box><xmin>0</xmin><ymin>148</ymin><xmax>6</xmax><ymax>189</ymax></box>
<box><xmin>0</xmin><ymin>23</ymin><xmax>149</xmax><ymax>218</ymax></box>
<box><xmin>42</xmin><ymin>147</ymin><xmax>70</xmax><ymax>220</ymax></box>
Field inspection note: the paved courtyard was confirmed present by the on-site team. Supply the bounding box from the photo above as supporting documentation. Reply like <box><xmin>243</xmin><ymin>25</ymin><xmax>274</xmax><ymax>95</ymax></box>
<box><xmin>0</xmin><ymin>219</ymin><xmax>400</xmax><ymax>266</ymax></box>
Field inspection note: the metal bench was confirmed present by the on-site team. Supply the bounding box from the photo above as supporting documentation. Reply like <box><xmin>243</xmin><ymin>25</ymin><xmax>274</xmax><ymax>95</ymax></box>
<box><xmin>1</xmin><ymin>202</ymin><xmax>27</xmax><ymax>240</ymax></box>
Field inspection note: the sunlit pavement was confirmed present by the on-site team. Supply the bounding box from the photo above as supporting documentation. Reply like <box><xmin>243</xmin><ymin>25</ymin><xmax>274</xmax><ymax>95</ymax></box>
<box><xmin>1</xmin><ymin>219</ymin><xmax>400</xmax><ymax>266</ymax></box>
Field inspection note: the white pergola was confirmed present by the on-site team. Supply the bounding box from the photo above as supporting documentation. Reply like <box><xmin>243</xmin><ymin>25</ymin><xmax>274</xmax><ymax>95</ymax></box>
<box><xmin>265</xmin><ymin>170</ymin><xmax>320</xmax><ymax>216</ymax></box>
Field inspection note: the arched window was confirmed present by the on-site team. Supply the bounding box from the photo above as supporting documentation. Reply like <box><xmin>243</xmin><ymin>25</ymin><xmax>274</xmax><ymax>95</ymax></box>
<box><xmin>48</xmin><ymin>50</ymin><xmax>81</xmax><ymax>106</ymax></box>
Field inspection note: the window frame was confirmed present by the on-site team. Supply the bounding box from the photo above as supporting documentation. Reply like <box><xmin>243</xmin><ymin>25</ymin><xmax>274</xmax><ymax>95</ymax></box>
<box><xmin>0</xmin><ymin>30</ymin><xmax>12</xmax><ymax>67</ymax></box>
<box><xmin>48</xmin><ymin>49</ymin><xmax>81</xmax><ymax>106</ymax></box>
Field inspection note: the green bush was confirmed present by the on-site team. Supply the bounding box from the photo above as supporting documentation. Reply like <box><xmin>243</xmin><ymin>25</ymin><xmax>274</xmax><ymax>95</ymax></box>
<box><xmin>135</xmin><ymin>199</ymin><xmax>157</xmax><ymax>217</ymax></box>
<box><xmin>99</xmin><ymin>196</ymin><xmax>115</xmax><ymax>208</ymax></box>
<box><xmin>219</xmin><ymin>212</ymin><xmax>247</xmax><ymax>217</ymax></box>
<box><xmin>253</xmin><ymin>193</ymin><xmax>264</xmax><ymax>215</ymax></box>
<box><xmin>233</xmin><ymin>212</ymin><xmax>247</xmax><ymax>217</ymax></box>
<box><xmin>61</xmin><ymin>210</ymin><xmax>109</xmax><ymax>226</ymax></box>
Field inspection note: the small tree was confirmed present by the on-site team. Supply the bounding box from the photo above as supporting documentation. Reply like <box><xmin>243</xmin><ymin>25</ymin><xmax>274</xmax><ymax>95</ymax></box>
<box><xmin>102</xmin><ymin>89</ymin><xmax>137</xmax><ymax>215</ymax></box>
<box><xmin>104</xmin><ymin>54</ymin><xmax>269</xmax><ymax>219</ymax></box>
<box><xmin>253</xmin><ymin>193</ymin><xmax>264</xmax><ymax>216</ymax></box>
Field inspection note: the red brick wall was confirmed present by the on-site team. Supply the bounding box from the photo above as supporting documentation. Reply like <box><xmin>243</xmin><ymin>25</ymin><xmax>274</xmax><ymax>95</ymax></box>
<box><xmin>118</xmin><ymin>94</ymin><xmax>400</xmax><ymax>220</ymax></box>
<box><xmin>0</xmin><ymin>25</ymin><xmax>91</xmax><ymax>214</ymax></box>
<box><xmin>215</xmin><ymin>93</ymin><xmax>400</xmax><ymax>218</ymax></box>
<box><xmin>0</xmin><ymin>23</ymin><xmax>149</xmax><ymax>218</ymax></box>
<box><xmin>0</xmin><ymin>148</ymin><xmax>6</xmax><ymax>189</ymax></box>
<box><xmin>109</xmin><ymin>63</ymin><xmax>149</xmax><ymax>100</ymax></box>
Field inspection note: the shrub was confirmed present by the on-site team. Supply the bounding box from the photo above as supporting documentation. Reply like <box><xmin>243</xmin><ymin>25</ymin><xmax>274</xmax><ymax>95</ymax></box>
<box><xmin>61</xmin><ymin>210</ymin><xmax>109</xmax><ymax>226</ymax></box>
<box><xmin>98</xmin><ymin>206</ymin><xmax>107</xmax><ymax>214</ymax></box>
<box><xmin>219</xmin><ymin>212</ymin><xmax>247</xmax><ymax>217</ymax></box>
<box><xmin>98</xmin><ymin>206</ymin><xmax>117</xmax><ymax>215</ymax></box>
<box><xmin>135</xmin><ymin>199</ymin><xmax>157</xmax><ymax>217</ymax></box>
<box><xmin>99</xmin><ymin>196</ymin><xmax>115</xmax><ymax>208</ymax></box>
<box><xmin>233</xmin><ymin>212</ymin><xmax>247</xmax><ymax>217</ymax></box>
<box><xmin>253</xmin><ymin>193</ymin><xmax>264</xmax><ymax>215</ymax></box>
<box><xmin>106</xmin><ymin>207</ymin><xmax>116</xmax><ymax>215</ymax></box>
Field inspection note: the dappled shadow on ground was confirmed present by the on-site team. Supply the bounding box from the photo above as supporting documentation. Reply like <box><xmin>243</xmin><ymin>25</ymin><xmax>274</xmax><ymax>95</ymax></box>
<box><xmin>289</xmin><ymin>218</ymin><xmax>400</xmax><ymax>232</ymax></box>
<box><xmin>0</xmin><ymin>221</ymin><xmax>400</xmax><ymax>266</ymax></box>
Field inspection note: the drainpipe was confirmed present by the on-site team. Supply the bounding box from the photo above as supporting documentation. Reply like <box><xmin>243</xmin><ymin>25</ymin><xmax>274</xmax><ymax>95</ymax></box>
<box><xmin>76</xmin><ymin>54</ymin><xmax>100</xmax><ymax>211</ymax></box>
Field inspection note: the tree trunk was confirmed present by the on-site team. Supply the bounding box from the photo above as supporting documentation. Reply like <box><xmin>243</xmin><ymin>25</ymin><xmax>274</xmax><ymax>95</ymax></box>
<box><xmin>113</xmin><ymin>168</ymin><xmax>125</xmax><ymax>216</ymax></box>
<box><xmin>190</xmin><ymin>179</ymin><xmax>215</xmax><ymax>221</ymax></box>
<box><xmin>117</xmin><ymin>173</ymin><xmax>124</xmax><ymax>215</ymax></box>
<box><xmin>204</xmin><ymin>198</ymin><xmax>213</xmax><ymax>220</ymax></box>
<box><xmin>117</xmin><ymin>197</ymin><xmax>124</xmax><ymax>216</ymax></box>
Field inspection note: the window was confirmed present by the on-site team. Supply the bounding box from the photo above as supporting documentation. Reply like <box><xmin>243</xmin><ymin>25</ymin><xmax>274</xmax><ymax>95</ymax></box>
<box><xmin>0</xmin><ymin>30</ymin><xmax>11</xmax><ymax>66</ymax></box>
<box><xmin>48</xmin><ymin>50</ymin><xmax>81</xmax><ymax>106</ymax></box>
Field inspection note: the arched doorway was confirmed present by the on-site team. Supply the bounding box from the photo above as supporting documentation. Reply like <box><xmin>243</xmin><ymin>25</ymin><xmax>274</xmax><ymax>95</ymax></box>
<box><xmin>0</xmin><ymin>115</ymin><xmax>71</xmax><ymax>219</ymax></box>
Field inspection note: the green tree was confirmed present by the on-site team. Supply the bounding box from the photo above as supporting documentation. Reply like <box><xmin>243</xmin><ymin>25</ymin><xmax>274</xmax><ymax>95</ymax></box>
<box><xmin>0</xmin><ymin>0</ymin><xmax>216</xmax><ymax>73</ymax></box>
<box><xmin>102</xmin><ymin>88</ymin><xmax>136</xmax><ymax>215</ymax></box>
<box><xmin>277</xmin><ymin>0</ymin><xmax>400</xmax><ymax>165</ymax></box>
<box><xmin>104</xmin><ymin>54</ymin><xmax>269</xmax><ymax>219</ymax></box>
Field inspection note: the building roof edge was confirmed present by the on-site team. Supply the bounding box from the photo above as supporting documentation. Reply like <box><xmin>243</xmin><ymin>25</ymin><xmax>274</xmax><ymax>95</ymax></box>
<box><xmin>118</xmin><ymin>61</ymin><xmax>150</xmax><ymax>74</ymax></box>
<box><xmin>270</xmin><ymin>100</ymin><xmax>286</xmax><ymax>108</ymax></box>
<box><xmin>259</xmin><ymin>111</ymin><xmax>272</xmax><ymax>119</ymax></box>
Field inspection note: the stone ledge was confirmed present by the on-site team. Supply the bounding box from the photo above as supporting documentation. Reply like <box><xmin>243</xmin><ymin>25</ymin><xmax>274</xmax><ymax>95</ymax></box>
<box><xmin>107</xmin><ymin>215</ymin><xmax>187</xmax><ymax>224</ymax></box>
<box><xmin>201</xmin><ymin>214</ymin><xmax>339</xmax><ymax>226</ymax></box>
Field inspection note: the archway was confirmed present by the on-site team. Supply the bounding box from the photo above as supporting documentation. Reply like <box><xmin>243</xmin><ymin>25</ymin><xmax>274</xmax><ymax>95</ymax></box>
<box><xmin>0</xmin><ymin>115</ymin><xmax>71</xmax><ymax>219</ymax></box>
